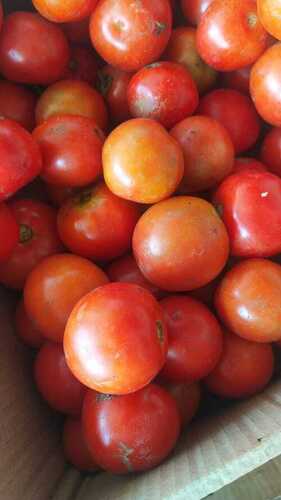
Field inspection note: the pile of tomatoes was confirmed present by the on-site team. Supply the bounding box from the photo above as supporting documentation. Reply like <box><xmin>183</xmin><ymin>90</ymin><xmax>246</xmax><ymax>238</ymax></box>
<box><xmin>1</xmin><ymin>0</ymin><xmax>281</xmax><ymax>475</ymax></box>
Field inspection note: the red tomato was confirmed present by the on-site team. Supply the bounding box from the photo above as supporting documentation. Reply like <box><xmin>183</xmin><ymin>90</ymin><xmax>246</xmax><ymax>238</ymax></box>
<box><xmin>24</xmin><ymin>253</ymin><xmax>109</xmax><ymax>343</ymax></box>
<box><xmin>103</xmin><ymin>118</ymin><xmax>184</xmax><ymax>204</ymax></box>
<box><xmin>160</xmin><ymin>296</ymin><xmax>223</xmax><ymax>383</ymax></box>
<box><xmin>196</xmin><ymin>0</ymin><xmax>269</xmax><ymax>72</ymax></box>
<box><xmin>90</xmin><ymin>0</ymin><xmax>172</xmax><ymax>72</ymax></box>
<box><xmin>0</xmin><ymin>2</ymin><xmax>2</xmax><ymax>32</ymax></box>
<box><xmin>63</xmin><ymin>417</ymin><xmax>98</xmax><ymax>472</ymax></box>
<box><xmin>261</xmin><ymin>127</ymin><xmax>281</xmax><ymax>177</ymax></box>
<box><xmin>0</xmin><ymin>199</ymin><xmax>63</xmax><ymax>290</ymax></box>
<box><xmin>57</xmin><ymin>182</ymin><xmax>140</xmax><ymax>261</ymax></box>
<box><xmin>0</xmin><ymin>12</ymin><xmax>70</xmax><ymax>85</ymax></box>
<box><xmin>181</xmin><ymin>0</ymin><xmax>214</xmax><ymax>25</ymax></box>
<box><xmin>46</xmin><ymin>184</ymin><xmax>79</xmax><ymax>207</ymax></box>
<box><xmin>198</xmin><ymin>89</ymin><xmax>261</xmax><ymax>154</ymax></box>
<box><xmin>33</xmin><ymin>115</ymin><xmax>104</xmax><ymax>187</ymax></box>
<box><xmin>232</xmin><ymin>157</ymin><xmax>268</xmax><ymax>174</ymax></box>
<box><xmin>257</xmin><ymin>0</ymin><xmax>281</xmax><ymax>41</ymax></box>
<box><xmin>62</xmin><ymin>17</ymin><xmax>91</xmax><ymax>45</ymax></box>
<box><xmin>34</xmin><ymin>341</ymin><xmax>86</xmax><ymax>415</ymax></box>
<box><xmin>64</xmin><ymin>283</ymin><xmax>168</xmax><ymax>394</ymax></box>
<box><xmin>82</xmin><ymin>384</ymin><xmax>180</xmax><ymax>473</ymax></box>
<box><xmin>215</xmin><ymin>259</ymin><xmax>281</xmax><ymax>343</ymax></box>
<box><xmin>97</xmin><ymin>65</ymin><xmax>133</xmax><ymax>125</ymax></box>
<box><xmin>64</xmin><ymin>45</ymin><xmax>98</xmax><ymax>85</ymax></box>
<box><xmin>170</xmin><ymin>115</ymin><xmax>234</xmax><ymax>193</ymax></box>
<box><xmin>163</xmin><ymin>382</ymin><xmax>201</xmax><ymax>428</ymax></box>
<box><xmin>35</xmin><ymin>80</ymin><xmax>108</xmax><ymax>131</ymax></box>
<box><xmin>189</xmin><ymin>276</ymin><xmax>220</xmax><ymax>308</ymax></box>
<box><xmin>221</xmin><ymin>66</ymin><xmax>251</xmax><ymax>95</ymax></box>
<box><xmin>15</xmin><ymin>299</ymin><xmax>44</xmax><ymax>349</ymax></box>
<box><xmin>205</xmin><ymin>330</ymin><xmax>274</xmax><ymax>399</ymax></box>
<box><xmin>0</xmin><ymin>202</ymin><xmax>19</xmax><ymax>263</ymax></box>
<box><xmin>32</xmin><ymin>0</ymin><xmax>99</xmax><ymax>23</ymax></box>
<box><xmin>213</xmin><ymin>171</ymin><xmax>281</xmax><ymax>258</ymax></box>
<box><xmin>0</xmin><ymin>81</ymin><xmax>37</xmax><ymax>131</ymax></box>
<box><xmin>133</xmin><ymin>196</ymin><xmax>229</xmax><ymax>291</ymax></box>
<box><xmin>0</xmin><ymin>119</ymin><xmax>42</xmax><ymax>201</ymax></box>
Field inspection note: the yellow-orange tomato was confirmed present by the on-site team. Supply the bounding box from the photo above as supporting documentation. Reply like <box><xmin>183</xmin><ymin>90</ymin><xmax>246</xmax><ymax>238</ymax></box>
<box><xmin>258</xmin><ymin>0</ymin><xmax>281</xmax><ymax>41</ymax></box>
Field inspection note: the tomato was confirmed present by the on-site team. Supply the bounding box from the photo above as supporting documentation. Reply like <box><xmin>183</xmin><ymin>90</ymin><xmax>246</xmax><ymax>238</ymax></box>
<box><xmin>90</xmin><ymin>0</ymin><xmax>172</xmax><ymax>72</ymax></box>
<box><xmin>170</xmin><ymin>115</ymin><xmax>234</xmax><ymax>193</ymax></box>
<box><xmin>0</xmin><ymin>199</ymin><xmax>63</xmax><ymax>290</ymax></box>
<box><xmin>232</xmin><ymin>157</ymin><xmax>268</xmax><ymax>174</ymax></box>
<box><xmin>103</xmin><ymin>119</ymin><xmax>184</xmax><ymax>204</ymax></box>
<box><xmin>163</xmin><ymin>382</ymin><xmax>201</xmax><ymax>428</ymax></box>
<box><xmin>261</xmin><ymin>127</ymin><xmax>281</xmax><ymax>177</ymax></box>
<box><xmin>181</xmin><ymin>0</ymin><xmax>214</xmax><ymax>25</ymax></box>
<box><xmin>0</xmin><ymin>202</ymin><xmax>19</xmax><ymax>263</ymax></box>
<box><xmin>35</xmin><ymin>80</ymin><xmax>108</xmax><ymax>131</ymax></box>
<box><xmin>58</xmin><ymin>182</ymin><xmax>140</xmax><ymax>261</ymax></box>
<box><xmin>34</xmin><ymin>341</ymin><xmax>86</xmax><ymax>415</ymax></box>
<box><xmin>127</xmin><ymin>62</ymin><xmax>199</xmax><ymax>129</ymax></box>
<box><xmin>62</xmin><ymin>17</ymin><xmax>91</xmax><ymax>45</ymax></box>
<box><xmin>213</xmin><ymin>171</ymin><xmax>281</xmax><ymax>258</ymax></box>
<box><xmin>33</xmin><ymin>115</ymin><xmax>104</xmax><ymax>187</ymax></box>
<box><xmin>0</xmin><ymin>12</ymin><xmax>70</xmax><ymax>85</ymax></box>
<box><xmin>197</xmin><ymin>0</ymin><xmax>269</xmax><ymax>72</ymax></box>
<box><xmin>107</xmin><ymin>254</ymin><xmax>162</xmax><ymax>299</ymax></box>
<box><xmin>198</xmin><ymin>89</ymin><xmax>261</xmax><ymax>154</ymax></box>
<box><xmin>46</xmin><ymin>184</ymin><xmax>79</xmax><ymax>207</ymax></box>
<box><xmin>0</xmin><ymin>1</ymin><xmax>2</xmax><ymax>32</ymax></box>
<box><xmin>24</xmin><ymin>253</ymin><xmax>109</xmax><ymax>343</ymax></box>
<box><xmin>0</xmin><ymin>81</ymin><xmax>37</xmax><ymax>131</ymax></box>
<box><xmin>221</xmin><ymin>66</ymin><xmax>251</xmax><ymax>95</ymax></box>
<box><xmin>82</xmin><ymin>384</ymin><xmax>180</xmax><ymax>473</ymax></box>
<box><xmin>257</xmin><ymin>0</ymin><xmax>281</xmax><ymax>41</ymax></box>
<box><xmin>164</xmin><ymin>27</ymin><xmax>217</xmax><ymax>95</ymax></box>
<box><xmin>33</xmin><ymin>0</ymin><xmax>99</xmax><ymax>22</ymax></box>
<box><xmin>63</xmin><ymin>417</ymin><xmax>98</xmax><ymax>472</ymax></box>
<box><xmin>189</xmin><ymin>276</ymin><xmax>220</xmax><ymax>308</ymax></box>
<box><xmin>97</xmin><ymin>65</ymin><xmax>133</xmax><ymax>126</ymax></box>
<box><xmin>205</xmin><ymin>330</ymin><xmax>274</xmax><ymax>399</ymax></box>
<box><xmin>133</xmin><ymin>196</ymin><xmax>229</xmax><ymax>291</ymax></box>
<box><xmin>15</xmin><ymin>299</ymin><xmax>44</xmax><ymax>349</ymax></box>
<box><xmin>64</xmin><ymin>45</ymin><xmax>98</xmax><ymax>85</ymax></box>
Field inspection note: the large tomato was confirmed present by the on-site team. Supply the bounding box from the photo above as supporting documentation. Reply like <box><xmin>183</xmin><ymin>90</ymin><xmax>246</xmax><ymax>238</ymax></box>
<box><xmin>257</xmin><ymin>0</ymin><xmax>281</xmax><ymax>41</ymax></box>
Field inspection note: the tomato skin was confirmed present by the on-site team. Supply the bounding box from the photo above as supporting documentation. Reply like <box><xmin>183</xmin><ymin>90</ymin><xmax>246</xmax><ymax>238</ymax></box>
<box><xmin>33</xmin><ymin>115</ymin><xmax>104</xmax><ymax>187</ymax></box>
<box><xmin>0</xmin><ymin>202</ymin><xmax>19</xmax><ymax>263</ymax></box>
<box><xmin>103</xmin><ymin>118</ymin><xmax>184</xmax><ymax>204</ymax></box>
<box><xmin>90</xmin><ymin>0</ymin><xmax>172</xmax><ymax>72</ymax></box>
<box><xmin>0</xmin><ymin>12</ymin><xmax>70</xmax><ymax>85</ymax></box>
<box><xmin>205</xmin><ymin>330</ymin><xmax>274</xmax><ymax>399</ymax></box>
<box><xmin>62</xmin><ymin>18</ymin><xmax>91</xmax><ymax>45</ymax></box>
<box><xmin>32</xmin><ymin>0</ymin><xmax>99</xmax><ymax>23</ymax></box>
<box><xmin>64</xmin><ymin>45</ymin><xmax>98</xmax><ymax>85</ymax></box>
<box><xmin>46</xmin><ymin>184</ymin><xmax>79</xmax><ymax>207</ymax></box>
<box><xmin>133</xmin><ymin>196</ymin><xmax>229</xmax><ymax>292</ymax></box>
<box><xmin>34</xmin><ymin>341</ymin><xmax>86</xmax><ymax>415</ymax></box>
<box><xmin>64</xmin><ymin>283</ymin><xmax>168</xmax><ymax>394</ymax></box>
<box><xmin>232</xmin><ymin>157</ymin><xmax>268</xmax><ymax>174</ymax></box>
<box><xmin>15</xmin><ymin>299</ymin><xmax>44</xmax><ymax>349</ymax></box>
<box><xmin>163</xmin><ymin>382</ymin><xmax>201</xmax><ymax>428</ymax></box>
<box><xmin>258</xmin><ymin>0</ymin><xmax>281</xmax><ymax>41</ymax></box>
<box><xmin>82</xmin><ymin>384</ymin><xmax>180</xmax><ymax>473</ymax></box>
<box><xmin>24</xmin><ymin>253</ymin><xmax>109</xmax><ymax>343</ymax></box>
<box><xmin>0</xmin><ymin>81</ymin><xmax>37</xmax><ymax>131</ymax></box>
<box><xmin>221</xmin><ymin>66</ymin><xmax>251</xmax><ymax>95</ymax></box>
<box><xmin>260</xmin><ymin>127</ymin><xmax>281</xmax><ymax>178</ymax></box>
<box><xmin>181</xmin><ymin>0</ymin><xmax>214</xmax><ymax>25</ymax></box>
<box><xmin>97</xmin><ymin>65</ymin><xmax>133</xmax><ymax>125</ymax></box>
<box><xmin>63</xmin><ymin>417</ymin><xmax>98</xmax><ymax>472</ymax></box>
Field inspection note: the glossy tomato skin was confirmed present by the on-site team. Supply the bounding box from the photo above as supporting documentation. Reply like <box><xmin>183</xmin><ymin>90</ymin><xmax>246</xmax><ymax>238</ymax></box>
<box><xmin>205</xmin><ymin>330</ymin><xmax>274</xmax><ymax>399</ymax></box>
<box><xmin>196</xmin><ymin>0</ymin><xmax>269</xmax><ymax>72</ymax></box>
<box><xmin>221</xmin><ymin>66</ymin><xmax>251</xmax><ymax>95</ymax></box>
<box><xmin>261</xmin><ymin>128</ymin><xmax>281</xmax><ymax>177</ymax></box>
<box><xmin>33</xmin><ymin>115</ymin><xmax>104</xmax><ymax>187</ymax></box>
<box><xmin>82</xmin><ymin>384</ymin><xmax>180</xmax><ymax>473</ymax></box>
<box><xmin>164</xmin><ymin>27</ymin><xmax>217</xmax><ymax>95</ymax></box>
<box><xmin>0</xmin><ymin>12</ymin><xmax>70</xmax><ymax>85</ymax></box>
<box><xmin>103</xmin><ymin>118</ymin><xmax>184</xmax><ymax>204</ymax></box>
<box><xmin>97</xmin><ymin>65</ymin><xmax>133</xmax><ymax>125</ymax></box>
<box><xmin>35</xmin><ymin>80</ymin><xmax>108</xmax><ymax>131</ymax></box>
<box><xmin>0</xmin><ymin>202</ymin><xmax>19</xmax><ymax>263</ymax></box>
<box><xmin>0</xmin><ymin>81</ymin><xmax>37</xmax><ymax>131</ymax></box>
<box><xmin>90</xmin><ymin>0</ymin><xmax>172</xmax><ymax>72</ymax></box>
<box><xmin>64</xmin><ymin>45</ymin><xmax>98</xmax><ymax>85</ymax></box>
<box><xmin>163</xmin><ymin>382</ymin><xmax>201</xmax><ymax>428</ymax></box>
<box><xmin>64</xmin><ymin>283</ymin><xmax>168</xmax><ymax>394</ymax></box>
<box><xmin>32</xmin><ymin>0</ymin><xmax>99</xmax><ymax>23</ymax></box>
<box><xmin>170</xmin><ymin>115</ymin><xmax>234</xmax><ymax>193</ymax></box>
<box><xmin>128</xmin><ymin>62</ymin><xmax>198</xmax><ymax>129</ymax></box>
<box><xmin>62</xmin><ymin>18</ymin><xmax>91</xmax><ymax>45</ymax></box>
<box><xmin>133</xmin><ymin>196</ymin><xmax>229</xmax><ymax>291</ymax></box>
<box><xmin>181</xmin><ymin>0</ymin><xmax>214</xmax><ymax>25</ymax></box>
<box><xmin>63</xmin><ymin>417</ymin><xmax>98</xmax><ymax>472</ymax></box>
<box><xmin>0</xmin><ymin>119</ymin><xmax>42</xmax><ymax>201</ymax></box>
<box><xmin>57</xmin><ymin>182</ymin><xmax>140</xmax><ymax>262</ymax></box>
<box><xmin>258</xmin><ymin>0</ymin><xmax>281</xmax><ymax>41</ymax></box>
<box><xmin>232</xmin><ymin>157</ymin><xmax>268</xmax><ymax>174</ymax></box>
<box><xmin>216</xmin><ymin>259</ymin><xmax>281</xmax><ymax>343</ymax></box>
<box><xmin>213</xmin><ymin>171</ymin><xmax>281</xmax><ymax>258</ymax></box>
<box><xmin>198</xmin><ymin>89</ymin><xmax>261</xmax><ymax>154</ymax></box>
<box><xmin>34</xmin><ymin>341</ymin><xmax>86</xmax><ymax>415</ymax></box>
<box><xmin>24</xmin><ymin>253</ymin><xmax>108</xmax><ymax>343</ymax></box>
<box><xmin>15</xmin><ymin>299</ymin><xmax>44</xmax><ymax>349</ymax></box>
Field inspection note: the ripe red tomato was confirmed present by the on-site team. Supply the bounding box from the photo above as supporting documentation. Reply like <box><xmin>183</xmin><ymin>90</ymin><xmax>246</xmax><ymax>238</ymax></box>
<box><xmin>198</xmin><ymin>89</ymin><xmax>261</xmax><ymax>154</ymax></box>
<box><xmin>34</xmin><ymin>341</ymin><xmax>86</xmax><ymax>415</ymax></box>
<box><xmin>0</xmin><ymin>119</ymin><xmax>42</xmax><ymax>201</ymax></box>
<box><xmin>57</xmin><ymin>182</ymin><xmax>140</xmax><ymax>261</ymax></box>
<box><xmin>46</xmin><ymin>184</ymin><xmax>79</xmax><ymax>207</ymax></box>
<box><xmin>82</xmin><ymin>384</ymin><xmax>180</xmax><ymax>472</ymax></box>
<box><xmin>221</xmin><ymin>66</ymin><xmax>251</xmax><ymax>95</ymax></box>
<box><xmin>205</xmin><ymin>330</ymin><xmax>274</xmax><ymax>399</ymax></box>
<box><xmin>63</xmin><ymin>417</ymin><xmax>98</xmax><ymax>472</ymax></box>
<box><xmin>257</xmin><ymin>0</ymin><xmax>281</xmax><ymax>41</ymax></box>
<box><xmin>97</xmin><ymin>65</ymin><xmax>133</xmax><ymax>125</ymax></box>
<box><xmin>63</xmin><ymin>45</ymin><xmax>98</xmax><ymax>85</ymax></box>
<box><xmin>164</xmin><ymin>27</ymin><xmax>217</xmax><ymax>95</ymax></box>
<box><xmin>33</xmin><ymin>0</ymin><xmax>99</xmax><ymax>23</ymax></box>
<box><xmin>133</xmin><ymin>196</ymin><xmax>229</xmax><ymax>291</ymax></box>
<box><xmin>0</xmin><ymin>81</ymin><xmax>37</xmax><ymax>131</ymax></box>
<box><xmin>170</xmin><ymin>115</ymin><xmax>234</xmax><ymax>193</ymax></box>
<box><xmin>232</xmin><ymin>157</ymin><xmax>268</xmax><ymax>174</ymax></box>
<box><xmin>163</xmin><ymin>382</ymin><xmax>201</xmax><ymax>428</ymax></box>
<box><xmin>15</xmin><ymin>299</ymin><xmax>44</xmax><ymax>349</ymax></box>
<box><xmin>189</xmin><ymin>276</ymin><xmax>220</xmax><ymax>308</ymax></box>
<box><xmin>216</xmin><ymin>259</ymin><xmax>281</xmax><ymax>343</ymax></box>
<box><xmin>35</xmin><ymin>80</ymin><xmax>108</xmax><ymax>131</ymax></box>
<box><xmin>196</xmin><ymin>0</ymin><xmax>269</xmax><ymax>71</ymax></box>
<box><xmin>24</xmin><ymin>253</ymin><xmax>109</xmax><ymax>343</ymax></box>
<box><xmin>181</xmin><ymin>0</ymin><xmax>214</xmax><ymax>25</ymax></box>
<box><xmin>0</xmin><ymin>12</ymin><xmax>70</xmax><ymax>85</ymax></box>
<box><xmin>0</xmin><ymin>202</ymin><xmax>19</xmax><ymax>263</ymax></box>
<box><xmin>65</xmin><ymin>283</ymin><xmax>168</xmax><ymax>394</ymax></box>
<box><xmin>103</xmin><ymin>118</ymin><xmax>184</xmax><ymax>204</ymax></box>
<box><xmin>33</xmin><ymin>115</ymin><xmax>104</xmax><ymax>187</ymax></box>
<box><xmin>90</xmin><ymin>0</ymin><xmax>172</xmax><ymax>72</ymax></box>
<box><xmin>213</xmin><ymin>171</ymin><xmax>281</xmax><ymax>258</ymax></box>
<box><xmin>261</xmin><ymin>127</ymin><xmax>281</xmax><ymax>177</ymax></box>
<box><xmin>62</xmin><ymin>17</ymin><xmax>91</xmax><ymax>45</ymax></box>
